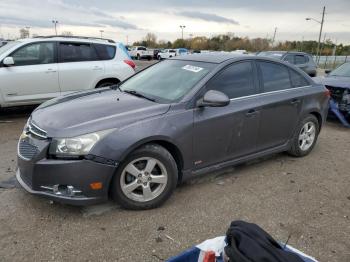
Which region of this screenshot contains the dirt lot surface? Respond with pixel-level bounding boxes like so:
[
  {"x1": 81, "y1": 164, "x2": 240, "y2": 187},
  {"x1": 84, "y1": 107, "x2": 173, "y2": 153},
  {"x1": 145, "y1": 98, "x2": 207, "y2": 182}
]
[{"x1": 0, "y1": 60, "x2": 349, "y2": 262}]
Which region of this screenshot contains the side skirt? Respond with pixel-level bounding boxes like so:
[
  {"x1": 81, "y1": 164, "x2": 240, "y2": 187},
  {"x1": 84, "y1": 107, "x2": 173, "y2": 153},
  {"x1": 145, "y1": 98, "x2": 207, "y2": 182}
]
[{"x1": 181, "y1": 142, "x2": 290, "y2": 182}]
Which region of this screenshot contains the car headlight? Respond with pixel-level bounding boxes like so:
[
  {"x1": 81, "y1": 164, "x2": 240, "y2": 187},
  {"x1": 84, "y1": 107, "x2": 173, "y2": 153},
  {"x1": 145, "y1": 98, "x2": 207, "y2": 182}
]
[{"x1": 49, "y1": 129, "x2": 114, "y2": 157}]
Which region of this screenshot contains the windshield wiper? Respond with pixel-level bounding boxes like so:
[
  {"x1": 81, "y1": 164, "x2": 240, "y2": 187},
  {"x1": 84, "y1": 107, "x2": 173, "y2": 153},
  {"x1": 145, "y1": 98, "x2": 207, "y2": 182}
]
[
  {"x1": 110, "y1": 83, "x2": 122, "y2": 91},
  {"x1": 123, "y1": 89, "x2": 155, "y2": 102}
]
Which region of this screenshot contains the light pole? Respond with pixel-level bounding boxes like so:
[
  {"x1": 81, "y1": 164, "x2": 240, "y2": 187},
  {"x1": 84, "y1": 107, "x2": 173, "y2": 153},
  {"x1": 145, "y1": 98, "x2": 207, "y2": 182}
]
[
  {"x1": 306, "y1": 6, "x2": 325, "y2": 64},
  {"x1": 179, "y1": 25, "x2": 186, "y2": 40},
  {"x1": 99, "y1": 30, "x2": 104, "y2": 38},
  {"x1": 271, "y1": 27, "x2": 277, "y2": 47},
  {"x1": 52, "y1": 20, "x2": 58, "y2": 35}
]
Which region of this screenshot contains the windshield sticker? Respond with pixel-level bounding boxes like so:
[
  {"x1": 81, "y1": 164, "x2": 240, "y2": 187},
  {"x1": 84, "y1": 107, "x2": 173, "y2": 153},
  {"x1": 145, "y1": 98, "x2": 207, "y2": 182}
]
[{"x1": 182, "y1": 65, "x2": 203, "y2": 73}]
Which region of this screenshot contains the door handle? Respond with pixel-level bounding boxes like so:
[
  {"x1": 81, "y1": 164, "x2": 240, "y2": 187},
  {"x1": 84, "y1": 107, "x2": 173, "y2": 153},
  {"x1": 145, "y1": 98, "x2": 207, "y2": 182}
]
[
  {"x1": 291, "y1": 99, "x2": 301, "y2": 105},
  {"x1": 245, "y1": 109, "x2": 258, "y2": 117},
  {"x1": 46, "y1": 68, "x2": 57, "y2": 73},
  {"x1": 93, "y1": 66, "x2": 103, "y2": 70}
]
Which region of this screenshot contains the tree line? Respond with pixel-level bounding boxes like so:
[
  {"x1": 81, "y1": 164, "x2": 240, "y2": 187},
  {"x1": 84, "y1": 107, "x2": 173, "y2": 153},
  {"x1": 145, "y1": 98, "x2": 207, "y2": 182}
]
[{"x1": 133, "y1": 33, "x2": 350, "y2": 56}]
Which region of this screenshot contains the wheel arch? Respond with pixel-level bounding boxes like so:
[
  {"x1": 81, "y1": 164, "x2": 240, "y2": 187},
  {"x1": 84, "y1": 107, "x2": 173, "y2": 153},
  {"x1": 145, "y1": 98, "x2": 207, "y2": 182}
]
[
  {"x1": 95, "y1": 77, "x2": 121, "y2": 88},
  {"x1": 118, "y1": 136, "x2": 184, "y2": 181}
]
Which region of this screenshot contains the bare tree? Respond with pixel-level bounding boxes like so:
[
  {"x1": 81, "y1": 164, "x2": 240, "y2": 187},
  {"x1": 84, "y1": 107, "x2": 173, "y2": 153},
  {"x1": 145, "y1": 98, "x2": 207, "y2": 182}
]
[
  {"x1": 19, "y1": 28, "x2": 29, "y2": 38},
  {"x1": 143, "y1": 33, "x2": 157, "y2": 47}
]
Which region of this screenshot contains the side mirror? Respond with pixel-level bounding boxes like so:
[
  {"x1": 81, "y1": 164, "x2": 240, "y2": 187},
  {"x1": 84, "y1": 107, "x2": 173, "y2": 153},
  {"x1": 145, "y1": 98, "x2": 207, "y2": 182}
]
[
  {"x1": 3, "y1": 57, "x2": 15, "y2": 66},
  {"x1": 325, "y1": 69, "x2": 332, "y2": 74},
  {"x1": 197, "y1": 90, "x2": 230, "y2": 107}
]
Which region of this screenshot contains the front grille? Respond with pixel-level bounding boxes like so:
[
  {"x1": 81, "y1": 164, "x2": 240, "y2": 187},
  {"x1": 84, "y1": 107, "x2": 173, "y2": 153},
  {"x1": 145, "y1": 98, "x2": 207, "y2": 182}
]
[
  {"x1": 27, "y1": 121, "x2": 47, "y2": 139},
  {"x1": 18, "y1": 140, "x2": 38, "y2": 160}
]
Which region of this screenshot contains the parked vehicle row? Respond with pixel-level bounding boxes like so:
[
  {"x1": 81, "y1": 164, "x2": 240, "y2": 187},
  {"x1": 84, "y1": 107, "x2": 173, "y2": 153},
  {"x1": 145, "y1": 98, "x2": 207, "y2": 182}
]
[
  {"x1": 16, "y1": 53, "x2": 329, "y2": 209},
  {"x1": 0, "y1": 36, "x2": 135, "y2": 108}
]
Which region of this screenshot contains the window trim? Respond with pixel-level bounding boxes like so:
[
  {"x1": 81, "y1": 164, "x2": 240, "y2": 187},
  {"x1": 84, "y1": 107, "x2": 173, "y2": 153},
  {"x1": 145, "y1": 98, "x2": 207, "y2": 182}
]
[
  {"x1": 204, "y1": 60, "x2": 259, "y2": 100},
  {"x1": 58, "y1": 41, "x2": 99, "y2": 63},
  {"x1": 7, "y1": 41, "x2": 57, "y2": 67}
]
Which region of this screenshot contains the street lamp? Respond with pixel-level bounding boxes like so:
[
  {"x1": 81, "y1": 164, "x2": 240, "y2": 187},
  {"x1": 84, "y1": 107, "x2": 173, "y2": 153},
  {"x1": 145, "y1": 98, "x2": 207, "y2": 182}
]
[
  {"x1": 306, "y1": 6, "x2": 325, "y2": 64},
  {"x1": 52, "y1": 20, "x2": 59, "y2": 35},
  {"x1": 179, "y1": 25, "x2": 186, "y2": 40},
  {"x1": 99, "y1": 30, "x2": 104, "y2": 38}
]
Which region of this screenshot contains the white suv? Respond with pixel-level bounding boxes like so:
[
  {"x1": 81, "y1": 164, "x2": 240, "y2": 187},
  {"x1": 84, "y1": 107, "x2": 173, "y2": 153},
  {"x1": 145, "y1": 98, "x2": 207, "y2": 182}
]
[{"x1": 0, "y1": 36, "x2": 136, "y2": 108}]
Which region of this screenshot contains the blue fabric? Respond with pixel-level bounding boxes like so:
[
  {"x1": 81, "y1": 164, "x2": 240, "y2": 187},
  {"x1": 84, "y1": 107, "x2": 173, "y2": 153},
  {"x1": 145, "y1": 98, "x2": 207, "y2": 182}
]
[{"x1": 329, "y1": 98, "x2": 350, "y2": 127}]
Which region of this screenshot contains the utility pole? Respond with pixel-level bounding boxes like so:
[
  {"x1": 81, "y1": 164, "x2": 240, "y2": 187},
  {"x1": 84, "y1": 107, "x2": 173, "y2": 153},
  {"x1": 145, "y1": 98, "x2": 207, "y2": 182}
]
[
  {"x1": 306, "y1": 6, "x2": 325, "y2": 64},
  {"x1": 52, "y1": 20, "x2": 58, "y2": 35},
  {"x1": 271, "y1": 27, "x2": 277, "y2": 47},
  {"x1": 179, "y1": 25, "x2": 186, "y2": 40},
  {"x1": 317, "y1": 6, "x2": 326, "y2": 64},
  {"x1": 99, "y1": 30, "x2": 104, "y2": 38}
]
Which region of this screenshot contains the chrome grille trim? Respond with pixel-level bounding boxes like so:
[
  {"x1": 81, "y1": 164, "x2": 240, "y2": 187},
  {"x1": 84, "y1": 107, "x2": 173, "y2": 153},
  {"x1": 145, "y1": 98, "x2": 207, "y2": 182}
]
[{"x1": 27, "y1": 121, "x2": 47, "y2": 139}]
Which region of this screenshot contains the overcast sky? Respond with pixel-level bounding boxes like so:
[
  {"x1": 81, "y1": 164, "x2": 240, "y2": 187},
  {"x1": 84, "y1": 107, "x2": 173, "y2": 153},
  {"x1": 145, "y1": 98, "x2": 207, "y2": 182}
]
[{"x1": 0, "y1": 0, "x2": 349, "y2": 44}]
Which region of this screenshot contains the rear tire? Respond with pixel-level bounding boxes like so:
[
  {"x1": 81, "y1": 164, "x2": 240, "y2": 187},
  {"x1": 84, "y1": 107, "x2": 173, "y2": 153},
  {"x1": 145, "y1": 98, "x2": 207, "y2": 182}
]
[
  {"x1": 111, "y1": 144, "x2": 178, "y2": 210},
  {"x1": 288, "y1": 115, "x2": 319, "y2": 157}
]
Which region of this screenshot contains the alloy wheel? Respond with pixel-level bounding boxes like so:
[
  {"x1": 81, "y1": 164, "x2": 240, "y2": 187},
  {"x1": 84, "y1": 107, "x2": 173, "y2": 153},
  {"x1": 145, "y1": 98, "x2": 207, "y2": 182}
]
[
  {"x1": 298, "y1": 121, "x2": 316, "y2": 151},
  {"x1": 120, "y1": 157, "x2": 168, "y2": 202}
]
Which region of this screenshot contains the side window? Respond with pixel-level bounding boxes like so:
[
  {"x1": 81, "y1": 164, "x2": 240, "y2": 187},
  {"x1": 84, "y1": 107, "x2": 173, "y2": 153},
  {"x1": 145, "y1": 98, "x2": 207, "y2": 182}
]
[
  {"x1": 284, "y1": 54, "x2": 294, "y2": 64},
  {"x1": 290, "y1": 69, "x2": 309, "y2": 87},
  {"x1": 11, "y1": 42, "x2": 54, "y2": 66},
  {"x1": 138, "y1": 47, "x2": 146, "y2": 51},
  {"x1": 59, "y1": 42, "x2": 97, "y2": 62},
  {"x1": 94, "y1": 44, "x2": 116, "y2": 60},
  {"x1": 206, "y1": 61, "x2": 256, "y2": 99},
  {"x1": 295, "y1": 55, "x2": 307, "y2": 65},
  {"x1": 258, "y1": 61, "x2": 292, "y2": 92}
]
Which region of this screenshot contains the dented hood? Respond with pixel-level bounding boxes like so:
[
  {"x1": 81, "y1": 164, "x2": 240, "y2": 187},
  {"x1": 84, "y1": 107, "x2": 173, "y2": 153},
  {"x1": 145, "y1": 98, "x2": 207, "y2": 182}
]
[{"x1": 31, "y1": 88, "x2": 170, "y2": 138}]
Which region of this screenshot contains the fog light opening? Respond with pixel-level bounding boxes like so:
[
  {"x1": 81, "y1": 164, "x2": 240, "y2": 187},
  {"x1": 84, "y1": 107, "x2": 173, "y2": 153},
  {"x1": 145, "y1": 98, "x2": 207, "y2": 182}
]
[{"x1": 40, "y1": 184, "x2": 82, "y2": 197}]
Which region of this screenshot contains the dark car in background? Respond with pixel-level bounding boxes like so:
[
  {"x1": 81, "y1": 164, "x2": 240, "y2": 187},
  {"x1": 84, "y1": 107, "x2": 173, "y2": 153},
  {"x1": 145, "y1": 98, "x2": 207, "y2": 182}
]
[
  {"x1": 314, "y1": 62, "x2": 350, "y2": 126},
  {"x1": 257, "y1": 51, "x2": 317, "y2": 77},
  {"x1": 16, "y1": 54, "x2": 329, "y2": 210}
]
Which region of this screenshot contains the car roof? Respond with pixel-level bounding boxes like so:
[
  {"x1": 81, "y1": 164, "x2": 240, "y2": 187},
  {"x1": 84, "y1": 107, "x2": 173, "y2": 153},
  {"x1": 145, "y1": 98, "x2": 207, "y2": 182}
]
[
  {"x1": 170, "y1": 53, "x2": 246, "y2": 63},
  {"x1": 260, "y1": 51, "x2": 311, "y2": 55},
  {"x1": 17, "y1": 36, "x2": 119, "y2": 45}
]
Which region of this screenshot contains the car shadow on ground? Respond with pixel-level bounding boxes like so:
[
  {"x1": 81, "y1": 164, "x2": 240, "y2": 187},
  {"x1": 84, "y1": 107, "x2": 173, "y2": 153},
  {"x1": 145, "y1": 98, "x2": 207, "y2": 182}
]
[{"x1": 0, "y1": 105, "x2": 37, "y2": 120}]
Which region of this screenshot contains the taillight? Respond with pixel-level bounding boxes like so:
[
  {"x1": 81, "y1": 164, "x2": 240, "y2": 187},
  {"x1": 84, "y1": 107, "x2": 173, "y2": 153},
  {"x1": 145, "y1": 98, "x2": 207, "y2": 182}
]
[{"x1": 124, "y1": 59, "x2": 136, "y2": 70}]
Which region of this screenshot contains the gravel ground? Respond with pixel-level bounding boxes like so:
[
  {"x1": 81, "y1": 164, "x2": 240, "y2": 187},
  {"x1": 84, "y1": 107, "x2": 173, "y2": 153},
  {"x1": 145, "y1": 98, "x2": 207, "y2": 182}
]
[{"x1": 0, "y1": 61, "x2": 349, "y2": 261}]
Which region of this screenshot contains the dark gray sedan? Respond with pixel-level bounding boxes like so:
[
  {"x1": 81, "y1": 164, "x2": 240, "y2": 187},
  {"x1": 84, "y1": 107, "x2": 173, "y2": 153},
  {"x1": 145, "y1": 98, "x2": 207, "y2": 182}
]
[
  {"x1": 17, "y1": 54, "x2": 329, "y2": 209},
  {"x1": 257, "y1": 51, "x2": 317, "y2": 77}
]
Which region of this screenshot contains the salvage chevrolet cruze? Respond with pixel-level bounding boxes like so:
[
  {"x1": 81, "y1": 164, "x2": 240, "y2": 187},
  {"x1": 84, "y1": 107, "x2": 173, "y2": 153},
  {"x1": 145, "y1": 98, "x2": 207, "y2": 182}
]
[{"x1": 17, "y1": 54, "x2": 329, "y2": 209}]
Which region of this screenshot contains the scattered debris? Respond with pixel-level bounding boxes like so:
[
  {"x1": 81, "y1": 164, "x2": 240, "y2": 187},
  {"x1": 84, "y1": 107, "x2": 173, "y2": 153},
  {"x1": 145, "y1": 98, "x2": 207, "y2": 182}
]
[
  {"x1": 157, "y1": 226, "x2": 165, "y2": 231},
  {"x1": 290, "y1": 180, "x2": 295, "y2": 184},
  {"x1": 216, "y1": 180, "x2": 225, "y2": 186}
]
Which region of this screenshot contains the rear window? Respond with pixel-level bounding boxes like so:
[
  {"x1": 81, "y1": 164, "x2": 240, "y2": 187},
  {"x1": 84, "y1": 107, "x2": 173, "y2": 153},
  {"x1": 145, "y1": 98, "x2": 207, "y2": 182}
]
[
  {"x1": 94, "y1": 44, "x2": 116, "y2": 60},
  {"x1": 59, "y1": 42, "x2": 98, "y2": 62}
]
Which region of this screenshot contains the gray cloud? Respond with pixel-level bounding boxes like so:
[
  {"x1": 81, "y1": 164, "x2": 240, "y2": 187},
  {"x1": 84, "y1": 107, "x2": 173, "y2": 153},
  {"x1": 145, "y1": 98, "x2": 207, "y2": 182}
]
[
  {"x1": 95, "y1": 20, "x2": 139, "y2": 30},
  {"x1": 175, "y1": 11, "x2": 239, "y2": 25}
]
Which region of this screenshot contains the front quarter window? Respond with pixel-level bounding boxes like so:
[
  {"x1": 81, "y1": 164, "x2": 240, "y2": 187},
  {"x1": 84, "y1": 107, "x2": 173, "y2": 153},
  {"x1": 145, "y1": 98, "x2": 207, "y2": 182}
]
[{"x1": 120, "y1": 60, "x2": 214, "y2": 103}]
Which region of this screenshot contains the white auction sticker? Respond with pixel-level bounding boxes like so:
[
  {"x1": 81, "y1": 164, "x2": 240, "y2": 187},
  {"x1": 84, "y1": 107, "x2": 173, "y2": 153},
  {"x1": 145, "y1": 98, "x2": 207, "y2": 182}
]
[{"x1": 182, "y1": 65, "x2": 203, "y2": 73}]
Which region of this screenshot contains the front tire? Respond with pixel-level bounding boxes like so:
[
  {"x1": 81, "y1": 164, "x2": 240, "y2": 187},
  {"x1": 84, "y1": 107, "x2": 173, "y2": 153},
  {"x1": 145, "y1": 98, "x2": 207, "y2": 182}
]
[
  {"x1": 111, "y1": 144, "x2": 178, "y2": 210},
  {"x1": 288, "y1": 115, "x2": 319, "y2": 157}
]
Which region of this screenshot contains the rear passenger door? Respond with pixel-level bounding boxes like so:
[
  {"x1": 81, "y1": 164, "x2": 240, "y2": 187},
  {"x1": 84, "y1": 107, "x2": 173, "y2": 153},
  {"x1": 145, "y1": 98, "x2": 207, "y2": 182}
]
[
  {"x1": 57, "y1": 42, "x2": 105, "y2": 93},
  {"x1": 255, "y1": 61, "x2": 307, "y2": 151},
  {"x1": 193, "y1": 61, "x2": 260, "y2": 168}
]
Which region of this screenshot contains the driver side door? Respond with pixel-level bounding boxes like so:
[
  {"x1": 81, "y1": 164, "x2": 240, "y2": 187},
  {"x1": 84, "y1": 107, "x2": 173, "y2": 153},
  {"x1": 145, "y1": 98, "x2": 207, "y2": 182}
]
[{"x1": 192, "y1": 61, "x2": 260, "y2": 170}]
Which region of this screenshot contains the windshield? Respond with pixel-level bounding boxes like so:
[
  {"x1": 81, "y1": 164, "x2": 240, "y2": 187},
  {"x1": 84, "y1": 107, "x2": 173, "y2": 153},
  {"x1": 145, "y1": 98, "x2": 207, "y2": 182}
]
[
  {"x1": 0, "y1": 41, "x2": 20, "y2": 56},
  {"x1": 120, "y1": 60, "x2": 214, "y2": 103},
  {"x1": 329, "y1": 63, "x2": 350, "y2": 77},
  {"x1": 257, "y1": 51, "x2": 284, "y2": 59}
]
